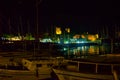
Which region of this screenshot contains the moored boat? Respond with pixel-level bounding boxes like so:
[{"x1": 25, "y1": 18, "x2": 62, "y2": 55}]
[
  {"x1": 0, "y1": 57, "x2": 37, "y2": 80},
  {"x1": 22, "y1": 57, "x2": 65, "y2": 79},
  {"x1": 52, "y1": 59, "x2": 120, "y2": 80}
]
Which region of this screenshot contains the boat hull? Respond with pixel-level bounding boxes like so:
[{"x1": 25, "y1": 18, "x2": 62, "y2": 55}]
[
  {"x1": 52, "y1": 69, "x2": 114, "y2": 80},
  {"x1": 0, "y1": 69, "x2": 37, "y2": 80},
  {"x1": 0, "y1": 68, "x2": 52, "y2": 80}
]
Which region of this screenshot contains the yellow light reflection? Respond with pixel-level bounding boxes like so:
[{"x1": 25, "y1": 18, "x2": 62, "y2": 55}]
[{"x1": 88, "y1": 46, "x2": 95, "y2": 54}]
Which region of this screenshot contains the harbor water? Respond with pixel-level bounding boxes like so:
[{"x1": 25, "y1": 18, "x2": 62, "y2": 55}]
[{"x1": 62, "y1": 43, "x2": 119, "y2": 58}]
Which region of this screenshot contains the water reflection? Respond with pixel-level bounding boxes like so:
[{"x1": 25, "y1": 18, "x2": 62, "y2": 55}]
[{"x1": 63, "y1": 45, "x2": 111, "y2": 58}]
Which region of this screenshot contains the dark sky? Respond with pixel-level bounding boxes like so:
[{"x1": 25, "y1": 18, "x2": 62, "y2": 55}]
[{"x1": 0, "y1": 0, "x2": 120, "y2": 35}]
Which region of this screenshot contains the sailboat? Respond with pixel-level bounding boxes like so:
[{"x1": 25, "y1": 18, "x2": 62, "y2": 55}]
[
  {"x1": 52, "y1": 56, "x2": 120, "y2": 80},
  {"x1": 0, "y1": 57, "x2": 38, "y2": 80}
]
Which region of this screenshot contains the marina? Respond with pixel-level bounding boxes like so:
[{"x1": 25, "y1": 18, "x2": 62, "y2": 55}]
[
  {"x1": 52, "y1": 54, "x2": 120, "y2": 80},
  {"x1": 0, "y1": 52, "x2": 120, "y2": 80},
  {"x1": 0, "y1": 0, "x2": 120, "y2": 80},
  {"x1": 0, "y1": 54, "x2": 65, "y2": 80}
]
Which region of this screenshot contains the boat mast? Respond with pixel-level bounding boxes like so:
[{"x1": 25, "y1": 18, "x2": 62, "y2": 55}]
[
  {"x1": 8, "y1": 16, "x2": 11, "y2": 35},
  {"x1": 36, "y1": 0, "x2": 42, "y2": 41},
  {"x1": 8, "y1": 16, "x2": 12, "y2": 44},
  {"x1": 34, "y1": 0, "x2": 38, "y2": 59},
  {"x1": 27, "y1": 20, "x2": 30, "y2": 34},
  {"x1": 34, "y1": 0, "x2": 42, "y2": 58},
  {"x1": 19, "y1": 16, "x2": 23, "y2": 40}
]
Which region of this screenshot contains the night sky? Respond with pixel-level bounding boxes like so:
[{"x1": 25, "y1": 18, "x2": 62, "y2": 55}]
[{"x1": 0, "y1": 0, "x2": 120, "y2": 35}]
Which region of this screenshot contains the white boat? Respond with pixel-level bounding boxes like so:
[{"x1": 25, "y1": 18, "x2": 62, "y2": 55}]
[
  {"x1": 52, "y1": 60, "x2": 120, "y2": 80},
  {"x1": 0, "y1": 69, "x2": 37, "y2": 80},
  {"x1": 0, "y1": 57, "x2": 63, "y2": 80},
  {"x1": 0, "y1": 58, "x2": 37, "y2": 80},
  {"x1": 22, "y1": 57, "x2": 65, "y2": 79}
]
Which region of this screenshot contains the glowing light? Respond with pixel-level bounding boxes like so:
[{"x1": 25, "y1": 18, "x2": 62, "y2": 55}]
[
  {"x1": 7, "y1": 36, "x2": 22, "y2": 41},
  {"x1": 81, "y1": 35, "x2": 85, "y2": 38},
  {"x1": 65, "y1": 28, "x2": 70, "y2": 33},
  {"x1": 76, "y1": 41, "x2": 84, "y2": 43},
  {"x1": 56, "y1": 27, "x2": 62, "y2": 35},
  {"x1": 95, "y1": 34, "x2": 99, "y2": 38},
  {"x1": 57, "y1": 41, "x2": 60, "y2": 44},
  {"x1": 40, "y1": 38, "x2": 52, "y2": 43},
  {"x1": 88, "y1": 46, "x2": 95, "y2": 54},
  {"x1": 73, "y1": 34, "x2": 80, "y2": 39},
  {"x1": 87, "y1": 35, "x2": 96, "y2": 41},
  {"x1": 64, "y1": 41, "x2": 69, "y2": 44},
  {"x1": 63, "y1": 48, "x2": 67, "y2": 51}
]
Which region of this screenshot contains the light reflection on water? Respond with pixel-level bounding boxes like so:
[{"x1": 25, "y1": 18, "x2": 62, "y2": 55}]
[{"x1": 63, "y1": 45, "x2": 111, "y2": 57}]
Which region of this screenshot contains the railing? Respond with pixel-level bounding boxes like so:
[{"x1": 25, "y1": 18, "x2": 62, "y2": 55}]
[
  {"x1": 113, "y1": 70, "x2": 118, "y2": 80},
  {"x1": 67, "y1": 60, "x2": 120, "y2": 79}
]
